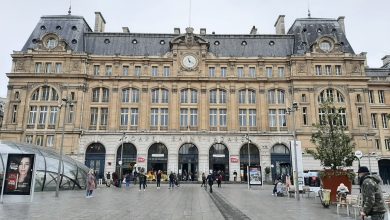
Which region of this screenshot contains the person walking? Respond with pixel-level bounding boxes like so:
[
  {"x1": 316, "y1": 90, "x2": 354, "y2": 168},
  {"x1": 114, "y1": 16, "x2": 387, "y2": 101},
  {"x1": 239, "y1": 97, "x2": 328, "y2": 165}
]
[
  {"x1": 358, "y1": 166, "x2": 387, "y2": 220},
  {"x1": 217, "y1": 173, "x2": 222, "y2": 188},
  {"x1": 156, "y1": 170, "x2": 162, "y2": 189},
  {"x1": 86, "y1": 169, "x2": 96, "y2": 198},
  {"x1": 125, "y1": 173, "x2": 131, "y2": 188},
  {"x1": 169, "y1": 172, "x2": 174, "y2": 189},
  {"x1": 105, "y1": 172, "x2": 111, "y2": 187},
  {"x1": 207, "y1": 172, "x2": 214, "y2": 193},
  {"x1": 201, "y1": 173, "x2": 206, "y2": 188},
  {"x1": 138, "y1": 169, "x2": 146, "y2": 191},
  {"x1": 233, "y1": 170, "x2": 237, "y2": 182}
]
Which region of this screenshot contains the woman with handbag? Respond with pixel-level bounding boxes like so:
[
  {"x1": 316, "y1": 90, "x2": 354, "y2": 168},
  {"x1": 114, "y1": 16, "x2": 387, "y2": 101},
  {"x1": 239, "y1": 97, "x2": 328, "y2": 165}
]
[{"x1": 86, "y1": 169, "x2": 96, "y2": 198}]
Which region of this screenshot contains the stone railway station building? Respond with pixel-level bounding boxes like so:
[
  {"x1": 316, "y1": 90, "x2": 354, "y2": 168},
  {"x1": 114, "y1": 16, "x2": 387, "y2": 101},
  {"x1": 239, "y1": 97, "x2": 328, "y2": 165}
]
[{"x1": 1, "y1": 12, "x2": 390, "y2": 182}]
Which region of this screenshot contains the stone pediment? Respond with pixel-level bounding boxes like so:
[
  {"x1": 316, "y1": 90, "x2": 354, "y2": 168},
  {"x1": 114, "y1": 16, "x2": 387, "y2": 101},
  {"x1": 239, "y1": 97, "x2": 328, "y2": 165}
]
[{"x1": 170, "y1": 27, "x2": 209, "y2": 49}]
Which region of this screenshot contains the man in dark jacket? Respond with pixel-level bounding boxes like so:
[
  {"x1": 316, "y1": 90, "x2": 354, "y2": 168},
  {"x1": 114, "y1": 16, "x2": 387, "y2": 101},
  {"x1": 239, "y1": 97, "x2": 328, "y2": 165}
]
[
  {"x1": 358, "y1": 166, "x2": 387, "y2": 220},
  {"x1": 169, "y1": 172, "x2": 175, "y2": 189},
  {"x1": 207, "y1": 172, "x2": 214, "y2": 193}
]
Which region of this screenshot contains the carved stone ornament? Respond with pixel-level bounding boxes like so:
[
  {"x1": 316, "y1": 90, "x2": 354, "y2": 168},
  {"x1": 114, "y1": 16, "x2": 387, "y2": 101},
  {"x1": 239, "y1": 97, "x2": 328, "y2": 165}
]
[
  {"x1": 185, "y1": 27, "x2": 195, "y2": 48},
  {"x1": 16, "y1": 61, "x2": 25, "y2": 71},
  {"x1": 353, "y1": 64, "x2": 360, "y2": 73},
  {"x1": 298, "y1": 63, "x2": 306, "y2": 73},
  {"x1": 72, "y1": 61, "x2": 80, "y2": 71}
]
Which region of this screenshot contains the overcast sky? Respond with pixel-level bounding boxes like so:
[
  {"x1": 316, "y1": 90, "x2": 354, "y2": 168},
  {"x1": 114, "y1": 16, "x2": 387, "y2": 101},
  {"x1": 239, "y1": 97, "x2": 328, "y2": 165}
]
[{"x1": 0, "y1": 0, "x2": 389, "y2": 98}]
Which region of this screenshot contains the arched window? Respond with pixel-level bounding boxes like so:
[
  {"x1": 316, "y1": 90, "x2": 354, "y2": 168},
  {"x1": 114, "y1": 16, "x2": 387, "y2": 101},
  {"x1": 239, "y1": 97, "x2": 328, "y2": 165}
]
[
  {"x1": 122, "y1": 88, "x2": 139, "y2": 103},
  {"x1": 91, "y1": 87, "x2": 109, "y2": 103},
  {"x1": 271, "y1": 144, "x2": 290, "y2": 154},
  {"x1": 151, "y1": 88, "x2": 169, "y2": 103},
  {"x1": 268, "y1": 89, "x2": 285, "y2": 104},
  {"x1": 180, "y1": 89, "x2": 198, "y2": 104},
  {"x1": 238, "y1": 89, "x2": 256, "y2": 104},
  {"x1": 209, "y1": 89, "x2": 227, "y2": 104},
  {"x1": 318, "y1": 88, "x2": 344, "y2": 103}
]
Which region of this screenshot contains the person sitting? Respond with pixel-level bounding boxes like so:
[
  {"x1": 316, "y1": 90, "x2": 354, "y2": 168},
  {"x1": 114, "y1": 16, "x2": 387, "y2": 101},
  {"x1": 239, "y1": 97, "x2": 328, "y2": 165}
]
[{"x1": 336, "y1": 183, "x2": 349, "y2": 201}]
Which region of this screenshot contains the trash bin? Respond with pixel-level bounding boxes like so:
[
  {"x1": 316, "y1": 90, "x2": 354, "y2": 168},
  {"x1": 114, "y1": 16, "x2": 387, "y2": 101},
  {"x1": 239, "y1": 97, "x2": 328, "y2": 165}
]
[{"x1": 321, "y1": 189, "x2": 331, "y2": 208}]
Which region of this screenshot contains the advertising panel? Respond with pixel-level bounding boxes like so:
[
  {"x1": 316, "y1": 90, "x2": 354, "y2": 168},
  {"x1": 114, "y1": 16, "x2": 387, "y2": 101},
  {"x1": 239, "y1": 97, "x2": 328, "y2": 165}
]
[
  {"x1": 3, "y1": 154, "x2": 35, "y2": 195},
  {"x1": 290, "y1": 141, "x2": 304, "y2": 191},
  {"x1": 248, "y1": 166, "x2": 262, "y2": 185}
]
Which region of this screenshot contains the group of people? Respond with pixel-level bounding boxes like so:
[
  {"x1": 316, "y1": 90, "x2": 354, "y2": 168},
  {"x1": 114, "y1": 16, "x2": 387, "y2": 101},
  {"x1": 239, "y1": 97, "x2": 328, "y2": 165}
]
[{"x1": 200, "y1": 171, "x2": 224, "y2": 193}]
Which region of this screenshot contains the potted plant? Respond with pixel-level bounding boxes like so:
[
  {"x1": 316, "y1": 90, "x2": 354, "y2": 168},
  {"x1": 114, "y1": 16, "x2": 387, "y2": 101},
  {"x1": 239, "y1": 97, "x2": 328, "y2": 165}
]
[
  {"x1": 264, "y1": 166, "x2": 271, "y2": 183},
  {"x1": 306, "y1": 100, "x2": 356, "y2": 203}
]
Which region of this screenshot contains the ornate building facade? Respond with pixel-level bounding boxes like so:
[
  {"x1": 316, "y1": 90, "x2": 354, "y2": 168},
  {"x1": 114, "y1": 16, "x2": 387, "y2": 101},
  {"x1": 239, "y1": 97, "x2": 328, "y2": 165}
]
[{"x1": 1, "y1": 12, "x2": 389, "y2": 182}]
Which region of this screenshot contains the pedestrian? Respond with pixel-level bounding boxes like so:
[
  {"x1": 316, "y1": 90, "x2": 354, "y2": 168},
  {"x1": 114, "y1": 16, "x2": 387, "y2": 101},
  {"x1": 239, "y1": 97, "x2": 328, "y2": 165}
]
[
  {"x1": 207, "y1": 172, "x2": 214, "y2": 193},
  {"x1": 358, "y1": 166, "x2": 387, "y2": 220},
  {"x1": 125, "y1": 173, "x2": 131, "y2": 188},
  {"x1": 133, "y1": 169, "x2": 138, "y2": 185},
  {"x1": 217, "y1": 173, "x2": 222, "y2": 188},
  {"x1": 112, "y1": 171, "x2": 119, "y2": 187},
  {"x1": 201, "y1": 173, "x2": 206, "y2": 188},
  {"x1": 139, "y1": 171, "x2": 146, "y2": 191},
  {"x1": 156, "y1": 170, "x2": 162, "y2": 189},
  {"x1": 86, "y1": 169, "x2": 96, "y2": 198},
  {"x1": 169, "y1": 172, "x2": 174, "y2": 189},
  {"x1": 233, "y1": 170, "x2": 237, "y2": 182},
  {"x1": 106, "y1": 172, "x2": 111, "y2": 187}
]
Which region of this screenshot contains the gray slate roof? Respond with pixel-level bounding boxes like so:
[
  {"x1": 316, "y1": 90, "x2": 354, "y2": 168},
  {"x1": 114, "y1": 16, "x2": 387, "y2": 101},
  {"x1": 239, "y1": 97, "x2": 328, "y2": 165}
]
[
  {"x1": 365, "y1": 68, "x2": 390, "y2": 77},
  {"x1": 287, "y1": 18, "x2": 354, "y2": 54}
]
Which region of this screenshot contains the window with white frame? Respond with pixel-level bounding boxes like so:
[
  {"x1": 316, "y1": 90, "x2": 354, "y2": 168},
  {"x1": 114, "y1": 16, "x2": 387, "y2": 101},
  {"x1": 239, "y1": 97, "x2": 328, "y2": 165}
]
[
  {"x1": 35, "y1": 63, "x2": 42, "y2": 73},
  {"x1": 25, "y1": 135, "x2": 33, "y2": 144},
  {"x1": 102, "y1": 88, "x2": 109, "y2": 102},
  {"x1": 151, "y1": 108, "x2": 158, "y2": 126},
  {"x1": 161, "y1": 89, "x2": 169, "y2": 103},
  {"x1": 92, "y1": 88, "x2": 100, "y2": 102},
  {"x1": 335, "y1": 65, "x2": 342, "y2": 75},
  {"x1": 41, "y1": 86, "x2": 50, "y2": 101},
  {"x1": 221, "y1": 67, "x2": 227, "y2": 77},
  {"x1": 239, "y1": 90, "x2": 246, "y2": 104},
  {"x1": 151, "y1": 66, "x2": 158, "y2": 77},
  {"x1": 268, "y1": 109, "x2": 277, "y2": 127},
  {"x1": 122, "y1": 88, "x2": 139, "y2": 103},
  {"x1": 32, "y1": 89, "x2": 39, "y2": 101},
  {"x1": 237, "y1": 67, "x2": 244, "y2": 78},
  {"x1": 123, "y1": 66, "x2": 129, "y2": 76},
  {"x1": 135, "y1": 66, "x2": 141, "y2": 76},
  {"x1": 325, "y1": 65, "x2": 331, "y2": 75},
  {"x1": 90, "y1": 107, "x2": 98, "y2": 125},
  {"x1": 318, "y1": 88, "x2": 344, "y2": 103},
  {"x1": 93, "y1": 65, "x2": 100, "y2": 75},
  {"x1": 120, "y1": 108, "x2": 129, "y2": 126},
  {"x1": 38, "y1": 106, "x2": 48, "y2": 125},
  {"x1": 46, "y1": 135, "x2": 54, "y2": 147},
  {"x1": 180, "y1": 89, "x2": 188, "y2": 103},
  {"x1": 191, "y1": 89, "x2": 198, "y2": 103},
  {"x1": 180, "y1": 109, "x2": 188, "y2": 127},
  {"x1": 209, "y1": 90, "x2": 217, "y2": 103},
  {"x1": 45, "y1": 63, "x2": 52, "y2": 73},
  {"x1": 36, "y1": 135, "x2": 43, "y2": 146},
  {"x1": 190, "y1": 109, "x2": 198, "y2": 126},
  {"x1": 249, "y1": 67, "x2": 256, "y2": 78},
  {"x1": 268, "y1": 89, "x2": 285, "y2": 104},
  {"x1": 209, "y1": 109, "x2": 217, "y2": 127},
  {"x1": 371, "y1": 113, "x2": 377, "y2": 128},
  {"x1": 382, "y1": 113, "x2": 388, "y2": 128},
  {"x1": 160, "y1": 108, "x2": 168, "y2": 127},
  {"x1": 130, "y1": 108, "x2": 138, "y2": 126},
  {"x1": 28, "y1": 106, "x2": 37, "y2": 125},
  {"x1": 220, "y1": 90, "x2": 227, "y2": 103},
  {"x1": 378, "y1": 90, "x2": 385, "y2": 103},
  {"x1": 339, "y1": 108, "x2": 347, "y2": 126},
  {"x1": 100, "y1": 108, "x2": 108, "y2": 126},
  {"x1": 239, "y1": 109, "x2": 247, "y2": 127},
  {"x1": 278, "y1": 109, "x2": 287, "y2": 127},
  {"x1": 302, "y1": 107, "x2": 308, "y2": 125},
  {"x1": 385, "y1": 139, "x2": 390, "y2": 151},
  {"x1": 105, "y1": 65, "x2": 112, "y2": 76},
  {"x1": 163, "y1": 66, "x2": 170, "y2": 77},
  {"x1": 278, "y1": 67, "x2": 285, "y2": 77},
  {"x1": 358, "y1": 107, "x2": 364, "y2": 126},
  {"x1": 219, "y1": 109, "x2": 227, "y2": 127},
  {"x1": 209, "y1": 67, "x2": 216, "y2": 77},
  {"x1": 368, "y1": 90, "x2": 374, "y2": 103},
  {"x1": 318, "y1": 108, "x2": 326, "y2": 125},
  {"x1": 67, "y1": 105, "x2": 74, "y2": 123},
  {"x1": 152, "y1": 89, "x2": 159, "y2": 103},
  {"x1": 55, "y1": 63, "x2": 62, "y2": 73},
  {"x1": 248, "y1": 90, "x2": 256, "y2": 104},
  {"x1": 266, "y1": 67, "x2": 273, "y2": 78},
  {"x1": 249, "y1": 109, "x2": 256, "y2": 127},
  {"x1": 11, "y1": 105, "x2": 18, "y2": 123},
  {"x1": 315, "y1": 65, "x2": 322, "y2": 75}
]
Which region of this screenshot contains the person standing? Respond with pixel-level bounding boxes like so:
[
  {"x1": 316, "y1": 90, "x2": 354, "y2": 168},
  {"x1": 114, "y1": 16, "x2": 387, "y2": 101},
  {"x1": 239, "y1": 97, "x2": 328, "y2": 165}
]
[
  {"x1": 207, "y1": 172, "x2": 214, "y2": 193},
  {"x1": 125, "y1": 173, "x2": 131, "y2": 188},
  {"x1": 217, "y1": 173, "x2": 222, "y2": 188},
  {"x1": 201, "y1": 173, "x2": 206, "y2": 188},
  {"x1": 106, "y1": 172, "x2": 111, "y2": 187},
  {"x1": 156, "y1": 170, "x2": 162, "y2": 189},
  {"x1": 86, "y1": 169, "x2": 96, "y2": 198},
  {"x1": 358, "y1": 166, "x2": 387, "y2": 220},
  {"x1": 138, "y1": 171, "x2": 146, "y2": 191},
  {"x1": 169, "y1": 172, "x2": 174, "y2": 189},
  {"x1": 233, "y1": 170, "x2": 238, "y2": 182}
]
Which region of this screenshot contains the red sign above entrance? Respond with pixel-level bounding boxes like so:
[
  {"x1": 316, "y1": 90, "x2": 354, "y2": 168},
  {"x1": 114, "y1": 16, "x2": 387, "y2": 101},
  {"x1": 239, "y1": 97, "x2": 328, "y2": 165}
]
[
  {"x1": 230, "y1": 157, "x2": 239, "y2": 163},
  {"x1": 137, "y1": 157, "x2": 145, "y2": 162}
]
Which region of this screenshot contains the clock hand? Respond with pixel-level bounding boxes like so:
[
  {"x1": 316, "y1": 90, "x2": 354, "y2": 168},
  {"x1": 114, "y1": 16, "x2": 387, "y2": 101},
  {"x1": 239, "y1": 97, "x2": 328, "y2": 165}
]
[{"x1": 188, "y1": 58, "x2": 192, "y2": 64}]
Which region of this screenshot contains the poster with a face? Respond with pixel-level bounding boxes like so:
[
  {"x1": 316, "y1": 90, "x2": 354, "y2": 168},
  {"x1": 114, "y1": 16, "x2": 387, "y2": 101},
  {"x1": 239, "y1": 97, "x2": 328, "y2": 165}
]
[
  {"x1": 3, "y1": 154, "x2": 35, "y2": 195},
  {"x1": 249, "y1": 166, "x2": 262, "y2": 185}
]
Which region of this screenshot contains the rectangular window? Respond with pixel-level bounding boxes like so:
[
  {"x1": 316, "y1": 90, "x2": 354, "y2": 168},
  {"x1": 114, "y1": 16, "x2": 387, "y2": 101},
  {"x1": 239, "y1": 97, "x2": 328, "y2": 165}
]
[
  {"x1": 358, "y1": 107, "x2": 364, "y2": 126},
  {"x1": 67, "y1": 105, "x2": 74, "y2": 123},
  {"x1": 221, "y1": 67, "x2": 227, "y2": 78},
  {"x1": 151, "y1": 66, "x2": 158, "y2": 77},
  {"x1": 160, "y1": 108, "x2": 168, "y2": 127},
  {"x1": 123, "y1": 66, "x2": 129, "y2": 76},
  {"x1": 386, "y1": 139, "x2": 390, "y2": 151},
  {"x1": 135, "y1": 66, "x2": 141, "y2": 76},
  {"x1": 239, "y1": 109, "x2": 247, "y2": 127},
  {"x1": 248, "y1": 91, "x2": 256, "y2": 104},
  {"x1": 277, "y1": 90, "x2": 285, "y2": 104},
  {"x1": 120, "y1": 108, "x2": 129, "y2": 126},
  {"x1": 130, "y1": 108, "x2": 138, "y2": 126},
  {"x1": 315, "y1": 65, "x2": 322, "y2": 75},
  {"x1": 278, "y1": 109, "x2": 287, "y2": 127},
  {"x1": 249, "y1": 67, "x2": 256, "y2": 78},
  {"x1": 191, "y1": 90, "x2": 198, "y2": 103},
  {"x1": 180, "y1": 90, "x2": 188, "y2": 103},
  {"x1": 339, "y1": 108, "x2": 347, "y2": 126},
  {"x1": 28, "y1": 106, "x2": 37, "y2": 125},
  {"x1": 152, "y1": 90, "x2": 159, "y2": 103},
  {"x1": 237, "y1": 67, "x2": 244, "y2": 78},
  {"x1": 38, "y1": 106, "x2": 48, "y2": 125},
  {"x1": 335, "y1": 65, "x2": 342, "y2": 75},
  {"x1": 249, "y1": 109, "x2": 256, "y2": 127},
  {"x1": 266, "y1": 67, "x2": 273, "y2": 78},
  {"x1": 219, "y1": 91, "x2": 226, "y2": 103},
  {"x1": 319, "y1": 109, "x2": 326, "y2": 125},
  {"x1": 278, "y1": 67, "x2": 285, "y2": 78},
  {"x1": 41, "y1": 87, "x2": 50, "y2": 101},
  {"x1": 371, "y1": 113, "x2": 377, "y2": 128},
  {"x1": 35, "y1": 63, "x2": 42, "y2": 73},
  {"x1": 302, "y1": 107, "x2": 308, "y2": 125},
  {"x1": 239, "y1": 90, "x2": 246, "y2": 104},
  {"x1": 190, "y1": 109, "x2": 198, "y2": 126},
  {"x1": 382, "y1": 113, "x2": 388, "y2": 128},
  {"x1": 92, "y1": 89, "x2": 100, "y2": 102},
  {"x1": 268, "y1": 90, "x2": 275, "y2": 104},
  {"x1": 219, "y1": 109, "x2": 227, "y2": 127},
  {"x1": 25, "y1": 135, "x2": 33, "y2": 144},
  {"x1": 378, "y1": 90, "x2": 385, "y2": 103},
  {"x1": 209, "y1": 67, "x2": 215, "y2": 77},
  {"x1": 209, "y1": 109, "x2": 217, "y2": 127},
  {"x1": 161, "y1": 90, "x2": 169, "y2": 103},
  {"x1": 46, "y1": 135, "x2": 54, "y2": 147},
  {"x1": 268, "y1": 109, "x2": 276, "y2": 127},
  {"x1": 301, "y1": 94, "x2": 307, "y2": 102},
  {"x1": 11, "y1": 105, "x2": 17, "y2": 123},
  {"x1": 180, "y1": 109, "x2": 188, "y2": 127},
  {"x1": 102, "y1": 89, "x2": 109, "y2": 102},
  {"x1": 325, "y1": 65, "x2": 332, "y2": 75},
  {"x1": 49, "y1": 106, "x2": 58, "y2": 125},
  {"x1": 151, "y1": 108, "x2": 158, "y2": 126},
  {"x1": 368, "y1": 90, "x2": 374, "y2": 103},
  {"x1": 93, "y1": 65, "x2": 100, "y2": 75},
  {"x1": 36, "y1": 135, "x2": 43, "y2": 146},
  {"x1": 55, "y1": 63, "x2": 62, "y2": 73},
  {"x1": 375, "y1": 139, "x2": 380, "y2": 150},
  {"x1": 90, "y1": 108, "x2": 98, "y2": 125},
  {"x1": 45, "y1": 63, "x2": 52, "y2": 73},
  {"x1": 105, "y1": 65, "x2": 112, "y2": 76},
  {"x1": 100, "y1": 108, "x2": 108, "y2": 126},
  {"x1": 163, "y1": 66, "x2": 170, "y2": 77},
  {"x1": 209, "y1": 90, "x2": 217, "y2": 103}
]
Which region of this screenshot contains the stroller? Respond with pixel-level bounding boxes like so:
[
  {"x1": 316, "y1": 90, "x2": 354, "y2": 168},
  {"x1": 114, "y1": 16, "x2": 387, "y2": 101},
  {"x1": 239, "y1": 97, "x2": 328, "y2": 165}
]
[{"x1": 275, "y1": 181, "x2": 286, "y2": 197}]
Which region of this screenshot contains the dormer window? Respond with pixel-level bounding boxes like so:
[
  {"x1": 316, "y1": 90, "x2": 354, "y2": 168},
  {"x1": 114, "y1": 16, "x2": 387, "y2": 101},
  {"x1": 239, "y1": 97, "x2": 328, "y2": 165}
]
[
  {"x1": 319, "y1": 41, "x2": 331, "y2": 52},
  {"x1": 46, "y1": 37, "x2": 58, "y2": 49}
]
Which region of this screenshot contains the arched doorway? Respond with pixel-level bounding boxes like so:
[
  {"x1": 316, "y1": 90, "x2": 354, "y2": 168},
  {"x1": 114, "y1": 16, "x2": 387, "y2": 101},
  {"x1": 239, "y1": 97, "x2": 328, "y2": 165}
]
[
  {"x1": 209, "y1": 143, "x2": 229, "y2": 181},
  {"x1": 85, "y1": 143, "x2": 106, "y2": 180},
  {"x1": 178, "y1": 143, "x2": 198, "y2": 181},
  {"x1": 116, "y1": 143, "x2": 137, "y2": 178},
  {"x1": 240, "y1": 143, "x2": 260, "y2": 182},
  {"x1": 378, "y1": 159, "x2": 390, "y2": 184},
  {"x1": 147, "y1": 143, "x2": 168, "y2": 175},
  {"x1": 270, "y1": 144, "x2": 291, "y2": 183}
]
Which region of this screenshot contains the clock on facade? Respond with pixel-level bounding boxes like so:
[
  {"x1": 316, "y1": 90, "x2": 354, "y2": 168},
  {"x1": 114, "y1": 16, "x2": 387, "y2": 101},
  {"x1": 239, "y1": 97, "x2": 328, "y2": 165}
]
[{"x1": 182, "y1": 54, "x2": 198, "y2": 69}]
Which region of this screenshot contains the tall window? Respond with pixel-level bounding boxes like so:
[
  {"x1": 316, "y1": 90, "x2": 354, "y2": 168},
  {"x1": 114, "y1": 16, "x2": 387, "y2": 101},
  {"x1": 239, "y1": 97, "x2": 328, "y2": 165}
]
[
  {"x1": 45, "y1": 63, "x2": 52, "y2": 73},
  {"x1": 102, "y1": 88, "x2": 109, "y2": 102},
  {"x1": 180, "y1": 109, "x2": 188, "y2": 127},
  {"x1": 268, "y1": 109, "x2": 276, "y2": 127},
  {"x1": 11, "y1": 105, "x2": 17, "y2": 123},
  {"x1": 221, "y1": 67, "x2": 227, "y2": 77},
  {"x1": 55, "y1": 63, "x2": 62, "y2": 73},
  {"x1": 385, "y1": 139, "x2": 390, "y2": 151},
  {"x1": 92, "y1": 88, "x2": 100, "y2": 102},
  {"x1": 302, "y1": 107, "x2": 308, "y2": 125},
  {"x1": 160, "y1": 108, "x2": 168, "y2": 127},
  {"x1": 209, "y1": 109, "x2": 217, "y2": 127},
  {"x1": 105, "y1": 65, "x2": 112, "y2": 76},
  {"x1": 35, "y1": 63, "x2": 42, "y2": 73},
  {"x1": 209, "y1": 67, "x2": 216, "y2": 77},
  {"x1": 371, "y1": 113, "x2": 377, "y2": 128},
  {"x1": 36, "y1": 136, "x2": 43, "y2": 146},
  {"x1": 67, "y1": 105, "x2": 74, "y2": 123},
  {"x1": 325, "y1": 65, "x2": 332, "y2": 75},
  {"x1": 180, "y1": 109, "x2": 198, "y2": 127},
  {"x1": 209, "y1": 89, "x2": 227, "y2": 104},
  {"x1": 151, "y1": 66, "x2": 158, "y2": 77},
  {"x1": 237, "y1": 67, "x2": 244, "y2": 78},
  {"x1": 239, "y1": 90, "x2": 246, "y2": 104},
  {"x1": 249, "y1": 109, "x2": 256, "y2": 127},
  {"x1": 93, "y1": 65, "x2": 100, "y2": 75},
  {"x1": 38, "y1": 106, "x2": 48, "y2": 125},
  {"x1": 239, "y1": 109, "x2": 247, "y2": 127},
  {"x1": 219, "y1": 109, "x2": 227, "y2": 127},
  {"x1": 375, "y1": 139, "x2": 380, "y2": 150},
  {"x1": 90, "y1": 108, "x2": 98, "y2": 125},
  {"x1": 301, "y1": 94, "x2": 307, "y2": 102},
  {"x1": 368, "y1": 90, "x2": 374, "y2": 103},
  {"x1": 278, "y1": 109, "x2": 286, "y2": 127},
  {"x1": 335, "y1": 65, "x2": 342, "y2": 75},
  {"x1": 382, "y1": 113, "x2": 388, "y2": 128},
  {"x1": 130, "y1": 108, "x2": 138, "y2": 126},
  {"x1": 151, "y1": 88, "x2": 169, "y2": 103},
  {"x1": 358, "y1": 107, "x2": 364, "y2": 126},
  {"x1": 135, "y1": 66, "x2": 141, "y2": 76},
  {"x1": 278, "y1": 67, "x2": 285, "y2": 77},
  {"x1": 28, "y1": 106, "x2": 37, "y2": 125},
  {"x1": 123, "y1": 66, "x2": 129, "y2": 76},
  {"x1": 180, "y1": 89, "x2": 188, "y2": 103},
  {"x1": 163, "y1": 66, "x2": 170, "y2": 77},
  {"x1": 120, "y1": 108, "x2": 129, "y2": 126},
  {"x1": 191, "y1": 89, "x2": 198, "y2": 103},
  {"x1": 122, "y1": 88, "x2": 139, "y2": 103},
  {"x1": 249, "y1": 67, "x2": 256, "y2": 78},
  {"x1": 161, "y1": 89, "x2": 169, "y2": 103},
  {"x1": 152, "y1": 89, "x2": 159, "y2": 103},
  {"x1": 315, "y1": 65, "x2": 322, "y2": 75},
  {"x1": 266, "y1": 67, "x2": 273, "y2": 78},
  {"x1": 268, "y1": 89, "x2": 285, "y2": 104},
  {"x1": 47, "y1": 135, "x2": 54, "y2": 147},
  {"x1": 378, "y1": 90, "x2": 385, "y2": 103},
  {"x1": 209, "y1": 90, "x2": 217, "y2": 103},
  {"x1": 100, "y1": 108, "x2": 108, "y2": 126},
  {"x1": 41, "y1": 86, "x2": 50, "y2": 101},
  {"x1": 190, "y1": 109, "x2": 198, "y2": 126},
  {"x1": 356, "y1": 94, "x2": 362, "y2": 102},
  {"x1": 49, "y1": 107, "x2": 58, "y2": 125},
  {"x1": 339, "y1": 108, "x2": 347, "y2": 126},
  {"x1": 150, "y1": 108, "x2": 158, "y2": 126}
]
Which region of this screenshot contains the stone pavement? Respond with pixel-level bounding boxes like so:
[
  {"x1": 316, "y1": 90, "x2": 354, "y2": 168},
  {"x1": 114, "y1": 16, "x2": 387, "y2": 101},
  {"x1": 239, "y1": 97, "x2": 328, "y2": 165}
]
[{"x1": 0, "y1": 183, "x2": 360, "y2": 220}]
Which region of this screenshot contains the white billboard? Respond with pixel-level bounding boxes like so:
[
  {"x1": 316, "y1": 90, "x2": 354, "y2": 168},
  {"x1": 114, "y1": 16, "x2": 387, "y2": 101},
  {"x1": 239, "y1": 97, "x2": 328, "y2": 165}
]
[{"x1": 290, "y1": 141, "x2": 304, "y2": 191}]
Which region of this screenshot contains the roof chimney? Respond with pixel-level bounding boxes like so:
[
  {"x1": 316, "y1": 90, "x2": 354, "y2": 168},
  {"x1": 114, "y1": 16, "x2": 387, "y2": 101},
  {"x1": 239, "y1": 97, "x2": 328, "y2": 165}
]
[
  {"x1": 382, "y1": 55, "x2": 390, "y2": 68},
  {"x1": 174, "y1": 28, "x2": 180, "y2": 35},
  {"x1": 337, "y1": 16, "x2": 345, "y2": 33},
  {"x1": 200, "y1": 28, "x2": 206, "y2": 35},
  {"x1": 274, "y1": 15, "x2": 285, "y2": 35},
  {"x1": 250, "y1": 26, "x2": 257, "y2": 35},
  {"x1": 122, "y1": 27, "x2": 130, "y2": 33},
  {"x1": 94, "y1": 12, "x2": 106, "y2": 32}
]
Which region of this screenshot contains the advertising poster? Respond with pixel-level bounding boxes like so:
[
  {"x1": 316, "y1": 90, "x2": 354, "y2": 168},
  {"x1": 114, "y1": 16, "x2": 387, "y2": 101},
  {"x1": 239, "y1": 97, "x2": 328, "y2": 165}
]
[
  {"x1": 290, "y1": 141, "x2": 304, "y2": 191},
  {"x1": 3, "y1": 154, "x2": 35, "y2": 195},
  {"x1": 249, "y1": 166, "x2": 262, "y2": 185}
]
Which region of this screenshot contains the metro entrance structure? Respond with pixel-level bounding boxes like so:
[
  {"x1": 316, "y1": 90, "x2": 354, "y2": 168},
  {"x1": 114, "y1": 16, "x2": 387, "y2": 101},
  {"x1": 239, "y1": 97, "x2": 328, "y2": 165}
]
[{"x1": 1, "y1": 12, "x2": 389, "y2": 182}]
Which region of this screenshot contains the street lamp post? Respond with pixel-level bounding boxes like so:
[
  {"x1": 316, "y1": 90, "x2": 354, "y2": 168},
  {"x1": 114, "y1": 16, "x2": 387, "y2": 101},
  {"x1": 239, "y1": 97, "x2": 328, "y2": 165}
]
[
  {"x1": 55, "y1": 97, "x2": 74, "y2": 197},
  {"x1": 119, "y1": 132, "x2": 126, "y2": 187},
  {"x1": 287, "y1": 101, "x2": 299, "y2": 201},
  {"x1": 364, "y1": 133, "x2": 375, "y2": 173},
  {"x1": 244, "y1": 134, "x2": 251, "y2": 190}
]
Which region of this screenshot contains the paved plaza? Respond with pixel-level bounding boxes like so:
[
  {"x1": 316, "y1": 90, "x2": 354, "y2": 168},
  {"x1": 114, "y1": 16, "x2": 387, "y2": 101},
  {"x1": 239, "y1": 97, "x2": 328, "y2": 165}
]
[{"x1": 0, "y1": 184, "x2": 374, "y2": 220}]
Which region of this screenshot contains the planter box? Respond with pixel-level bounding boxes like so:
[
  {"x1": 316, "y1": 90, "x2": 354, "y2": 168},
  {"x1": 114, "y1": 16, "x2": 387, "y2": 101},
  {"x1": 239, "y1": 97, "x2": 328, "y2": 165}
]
[{"x1": 320, "y1": 170, "x2": 352, "y2": 203}]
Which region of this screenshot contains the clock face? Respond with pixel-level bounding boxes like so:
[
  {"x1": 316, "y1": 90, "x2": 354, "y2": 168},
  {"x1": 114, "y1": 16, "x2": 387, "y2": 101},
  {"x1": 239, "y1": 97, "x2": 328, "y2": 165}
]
[{"x1": 182, "y1": 55, "x2": 198, "y2": 69}]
